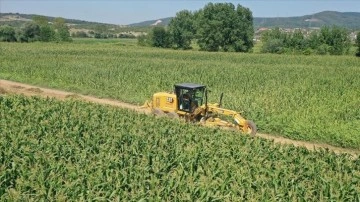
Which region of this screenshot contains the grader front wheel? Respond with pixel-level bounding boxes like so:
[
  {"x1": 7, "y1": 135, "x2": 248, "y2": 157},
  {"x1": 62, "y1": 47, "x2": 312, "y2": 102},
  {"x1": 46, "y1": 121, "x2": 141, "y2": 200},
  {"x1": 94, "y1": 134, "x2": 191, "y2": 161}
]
[{"x1": 242, "y1": 120, "x2": 257, "y2": 136}]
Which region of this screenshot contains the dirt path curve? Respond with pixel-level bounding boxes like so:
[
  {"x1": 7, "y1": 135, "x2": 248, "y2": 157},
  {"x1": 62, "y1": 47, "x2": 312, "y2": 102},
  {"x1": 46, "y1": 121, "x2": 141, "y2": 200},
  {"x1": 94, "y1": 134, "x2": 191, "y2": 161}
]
[{"x1": 1, "y1": 79, "x2": 359, "y2": 158}]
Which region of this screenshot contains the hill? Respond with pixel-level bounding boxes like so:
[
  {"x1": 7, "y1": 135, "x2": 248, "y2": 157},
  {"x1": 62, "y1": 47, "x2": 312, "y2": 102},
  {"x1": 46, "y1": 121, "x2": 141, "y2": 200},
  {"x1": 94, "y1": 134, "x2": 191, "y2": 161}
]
[
  {"x1": 254, "y1": 11, "x2": 360, "y2": 29},
  {"x1": 128, "y1": 11, "x2": 360, "y2": 29},
  {"x1": 1, "y1": 11, "x2": 360, "y2": 31},
  {"x1": 0, "y1": 13, "x2": 110, "y2": 26},
  {"x1": 128, "y1": 17, "x2": 172, "y2": 27},
  {"x1": 0, "y1": 13, "x2": 152, "y2": 33}
]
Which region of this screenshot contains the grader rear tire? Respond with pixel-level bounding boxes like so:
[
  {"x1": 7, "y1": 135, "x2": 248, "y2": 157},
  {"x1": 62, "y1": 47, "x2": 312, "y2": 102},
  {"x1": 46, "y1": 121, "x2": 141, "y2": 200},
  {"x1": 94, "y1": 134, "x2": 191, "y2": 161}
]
[{"x1": 243, "y1": 120, "x2": 257, "y2": 136}]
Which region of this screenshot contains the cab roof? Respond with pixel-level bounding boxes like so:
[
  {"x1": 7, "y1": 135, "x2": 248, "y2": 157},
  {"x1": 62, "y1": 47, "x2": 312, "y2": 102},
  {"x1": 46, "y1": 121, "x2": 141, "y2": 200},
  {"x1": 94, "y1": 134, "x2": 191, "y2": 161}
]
[{"x1": 175, "y1": 83, "x2": 206, "y2": 89}]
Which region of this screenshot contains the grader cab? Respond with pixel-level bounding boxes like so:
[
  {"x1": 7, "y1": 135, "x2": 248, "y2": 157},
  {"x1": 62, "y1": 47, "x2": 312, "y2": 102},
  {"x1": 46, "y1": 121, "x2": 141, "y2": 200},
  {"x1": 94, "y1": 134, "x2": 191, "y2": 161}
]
[
  {"x1": 175, "y1": 83, "x2": 205, "y2": 113},
  {"x1": 142, "y1": 83, "x2": 257, "y2": 136}
]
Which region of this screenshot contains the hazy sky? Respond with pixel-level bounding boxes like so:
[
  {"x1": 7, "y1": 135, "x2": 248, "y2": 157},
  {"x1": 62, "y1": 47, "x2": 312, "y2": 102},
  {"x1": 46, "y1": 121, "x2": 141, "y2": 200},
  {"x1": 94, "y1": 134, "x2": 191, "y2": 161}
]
[{"x1": 0, "y1": 0, "x2": 359, "y2": 25}]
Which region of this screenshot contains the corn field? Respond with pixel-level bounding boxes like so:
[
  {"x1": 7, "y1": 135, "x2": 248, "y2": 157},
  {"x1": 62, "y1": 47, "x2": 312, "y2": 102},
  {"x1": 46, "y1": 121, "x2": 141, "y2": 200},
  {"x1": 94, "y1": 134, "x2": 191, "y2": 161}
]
[
  {"x1": 0, "y1": 95, "x2": 359, "y2": 201},
  {"x1": 0, "y1": 40, "x2": 359, "y2": 149}
]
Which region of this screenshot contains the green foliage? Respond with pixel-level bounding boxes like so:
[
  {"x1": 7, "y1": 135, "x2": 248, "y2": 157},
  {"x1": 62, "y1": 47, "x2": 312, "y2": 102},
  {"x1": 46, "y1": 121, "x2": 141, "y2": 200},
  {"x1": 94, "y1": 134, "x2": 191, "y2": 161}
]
[
  {"x1": 4, "y1": 16, "x2": 72, "y2": 43},
  {"x1": 168, "y1": 10, "x2": 195, "y2": 50},
  {"x1": 94, "y1": 32, "x2": 108, "y2": 39},
  {"x1": 92, "y1": 24, "x2": 110, "y2": 39},
  {"x1": 32, "y1": 15, "x2": 49, "y2": 26},
  {"x1": 315, "y1": 44, "x2": 328, "y2": 55},
  {"x1": 234, "y1": 5, "x2": 254, "y2": 51},
  {"x1": 17, "y1": 22, "x2": 41, "y2": 42},
  {"x1": 0, "y1": 25, "x2": 17, "y2": 42},
  {"x1": 261, "y1": 28, "x2": 288, "y2": 53},
  {"x1": 151, "y1": 3, "x2": 254, "y2": 52},
  {"x1": 151, "y1": 26, "x2": 170, "y2": 48},
  {"x1": 72, "y1": 31, "x2": 88, "y2": 38},
  {"x1": 95, "y1": 24, "x2": 107, "y2": 33},
  {"x1": 0, "y1": 95, "x2": 359, "y2": 201},
  {"x1": 302, "y1": 48, "x2": 313, "y2": 55},
  {"x1": 0, "y1": 42, "x2": 360, "y2": 149},
  {"x1": 355, "y1": 32, "x2": 360, "y2": 57},
  {"x1": 196, "y1": 3, "x2": 254, "y2": 52},
  {"x1": 137, "y1": 34, "x2": 151, "y2": 46},
  {"x1": 261, "y1": 27, "x2": 285, "y2": 44},
  {"x1": 289, "y1": 29, "x2": 307, "y2": 51},
  {"x1": 318, "y1": 26, "x2": 351, "y2": 55},
  {"x1": 307, "y1": 31, "x2": 319, "y2": 49},
  {"x1": 39, "y1": 25, "x2": 55, "y2": 42},
  {"x1": 118, "y1": 33, "x2": 136, "y2": 39},
  {"x1": 261, "y1": 26, "x2": 351, "y2": 55},
  {"x1": 53, "y1": 17, "x2": 72, "y2": 42},
  {"x1": 56, "y1": 27, "x2": 72, "y2": 42},
  {"x1": 261, "y1": 38, "x2": 285, "y2": 54}
]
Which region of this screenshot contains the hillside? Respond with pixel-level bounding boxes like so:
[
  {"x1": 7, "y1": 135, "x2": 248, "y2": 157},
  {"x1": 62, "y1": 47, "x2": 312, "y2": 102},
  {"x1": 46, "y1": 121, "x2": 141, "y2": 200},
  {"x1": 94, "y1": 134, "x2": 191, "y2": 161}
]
[
  {"x1": 128, "y1": 17, "x2": 172, "y2": 27},
  {"x1": 254, "y1": 11, "x2": 360, "y2": 29},
  {"x1": 0, "y1": 13, "x2": 151, "y2": 33},
  {"x1": 0, "y1": 13, "x2": 110, "y2": 26},
  {"x1": 1, "y1": 11, "x2": 360, "y2": 31},
  {"x1": 128, "y1": 11, "x2": 360, "y2": 29}
]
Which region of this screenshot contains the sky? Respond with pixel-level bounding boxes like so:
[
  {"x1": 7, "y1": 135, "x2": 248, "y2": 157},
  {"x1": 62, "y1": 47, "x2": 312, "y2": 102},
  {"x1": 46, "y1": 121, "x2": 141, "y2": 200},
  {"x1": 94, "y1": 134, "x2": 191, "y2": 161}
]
[{"x1": 0, "y1": 0, "x2": 359, "y2": 25}]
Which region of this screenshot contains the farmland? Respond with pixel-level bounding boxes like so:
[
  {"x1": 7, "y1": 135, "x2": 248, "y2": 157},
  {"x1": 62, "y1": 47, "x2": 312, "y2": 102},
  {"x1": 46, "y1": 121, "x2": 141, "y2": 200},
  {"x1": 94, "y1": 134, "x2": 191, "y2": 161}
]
[
  {"x1": 0, "y1": 39, "x2": 360, "y2": 149},
  {"x1": 0, "y1": 95, "x2": 359, "y2": 200}
]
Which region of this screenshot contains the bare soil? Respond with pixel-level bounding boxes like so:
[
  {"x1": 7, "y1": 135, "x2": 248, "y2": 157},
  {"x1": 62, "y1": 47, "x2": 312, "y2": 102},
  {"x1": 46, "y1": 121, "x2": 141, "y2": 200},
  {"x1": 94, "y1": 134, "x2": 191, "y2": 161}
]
[{"x1": 1, "y1": 79, "x2": 359, "y2": 158}]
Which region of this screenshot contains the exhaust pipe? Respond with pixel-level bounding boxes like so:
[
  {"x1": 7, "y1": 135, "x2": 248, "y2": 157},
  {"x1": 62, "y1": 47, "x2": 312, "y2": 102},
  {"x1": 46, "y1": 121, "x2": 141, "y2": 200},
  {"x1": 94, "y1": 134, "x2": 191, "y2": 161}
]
[
  {"x1": 205, "y1": 89, "x2": 208, "y2": 115},
  {"x1": 219, "y1": 92, "x2": 224, "y2": 107}
]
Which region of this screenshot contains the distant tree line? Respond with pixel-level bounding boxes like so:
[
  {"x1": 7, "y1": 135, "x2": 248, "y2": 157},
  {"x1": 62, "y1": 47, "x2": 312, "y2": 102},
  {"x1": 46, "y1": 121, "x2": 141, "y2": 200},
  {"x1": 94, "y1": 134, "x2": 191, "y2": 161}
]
[
  {"x1": 138, "y1": 2, "x2": 360, "y2": 56},
  {"x1": 356, "y1": 31, "x2": 360, "y2": 57},
  {"x1": 0, "y1": 16, "x2": 72, "y2": 42},
  {"x1": 138, "y1": 2, "x2": 254, "y2": 53},
  {"x1": 261, "y1": 26, "x2": 352, "y2": 55}
]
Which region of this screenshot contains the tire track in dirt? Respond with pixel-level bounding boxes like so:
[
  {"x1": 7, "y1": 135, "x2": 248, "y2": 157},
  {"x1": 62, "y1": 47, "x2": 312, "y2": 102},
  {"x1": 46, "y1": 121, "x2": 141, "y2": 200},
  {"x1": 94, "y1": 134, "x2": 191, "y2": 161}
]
[{"x1": 1, "y1": 79, "x2": 359, "y2": 158}]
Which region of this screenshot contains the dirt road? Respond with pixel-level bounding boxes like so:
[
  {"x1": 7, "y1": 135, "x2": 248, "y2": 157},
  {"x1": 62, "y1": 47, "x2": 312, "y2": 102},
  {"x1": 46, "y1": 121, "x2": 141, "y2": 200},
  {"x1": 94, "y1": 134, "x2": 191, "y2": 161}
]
[{"x1": 1, "y1": 79, "x2": 359, "y2": 158}]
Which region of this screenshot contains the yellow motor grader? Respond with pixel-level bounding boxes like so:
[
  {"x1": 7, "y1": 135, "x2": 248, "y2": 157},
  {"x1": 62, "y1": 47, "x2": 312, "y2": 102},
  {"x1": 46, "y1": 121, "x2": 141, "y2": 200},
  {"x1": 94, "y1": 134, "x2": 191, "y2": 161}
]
[{"x1": 141, "y1": 83, "x2": 257, "y2": 136}]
